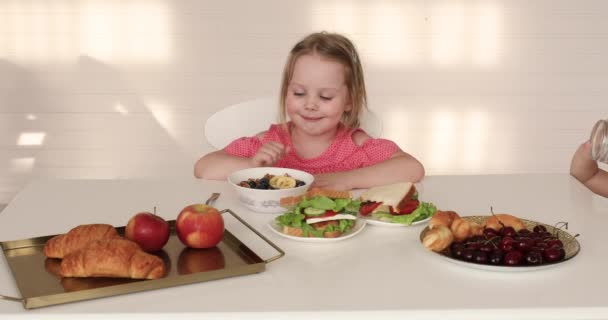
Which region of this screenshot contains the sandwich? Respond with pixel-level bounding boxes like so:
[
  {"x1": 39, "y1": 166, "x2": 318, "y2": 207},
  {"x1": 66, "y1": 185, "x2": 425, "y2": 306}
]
[
  {"x1": 276, "y1": 188, "x2": 361, "y2": 238},
  {"x1": 358, "y1": 182, "x2": 436, "y2": 225}
]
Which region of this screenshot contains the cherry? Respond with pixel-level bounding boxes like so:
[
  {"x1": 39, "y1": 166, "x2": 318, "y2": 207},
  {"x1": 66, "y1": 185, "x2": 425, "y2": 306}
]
[
  {"x1": 525, "y1": 250, "x2": 543, "y2": 265},
  {"x1": 533, "y1": 225, "x2": 547, "y2": 233},
  {"x1": 543, "y1": 247, "x2": 565, "y2": 262},
  {"x1": 466, "y1": 242, "x2": 480, "y2": 250},
  {"x1": 518, "y1": 229, "x2": 531, "y2": 236},
  {"x1": 450, "y1": 242, "x2": 464, "y2": 251},
  {"x1": 488, "y1": 250, "x2": 504, "y2": 265},
  {"x1": 517, "y1": 238, "x2": 534, "y2": 251},
  {"x1": 479, "y1": 243, "x2": 494, "y2": 253},
  {"x1": 473, "y1": 251, "x2": 489, "y2": 264},
  {"x1": 500, "y1": 227, "x2": 517, "y2": 237},
  {"x1": 499, "y1": 238, "x2": 516, "y2": 252},
  {"x1": 546, "y1": 239, "x2": 564, "y2": 249},
  {"x1": 462, "y1": 249, "x2": 475, "y2": 261},
  {"x1": 452, "y1": 246, "x2": 465, "y2": 259},
  {"x1": 483, "y1": 228, "x2": 498, "y2": 237},
  {"x1": 504, "y1": 251, "x2": 524, "y2": 266}
]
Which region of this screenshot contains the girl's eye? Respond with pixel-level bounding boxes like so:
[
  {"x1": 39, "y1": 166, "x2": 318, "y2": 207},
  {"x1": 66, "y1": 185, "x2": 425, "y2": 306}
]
[
  {"x1": 320, "y1": 96, "x2": 333, "y2": 101},
  {"x1": 293, "y1": 92, "x2": 304, "y2": 97}
]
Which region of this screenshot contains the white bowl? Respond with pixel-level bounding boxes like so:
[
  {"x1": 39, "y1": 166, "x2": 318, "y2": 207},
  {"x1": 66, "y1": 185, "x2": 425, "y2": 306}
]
[{"x1": 228, "y1": 167, "x2": 314, "y2": 213}]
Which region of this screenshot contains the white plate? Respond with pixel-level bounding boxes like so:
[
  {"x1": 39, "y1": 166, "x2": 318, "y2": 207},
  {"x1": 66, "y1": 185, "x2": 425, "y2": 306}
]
[
  {"x1": 267, "y1": 219, "x2": 366, "y2": 243},
  {"x1": 361, "y1": 215, "x2": 431, "y2": 228},
  {"x1": 419, "y1": 216, "x2": 581, "y2": 272}
]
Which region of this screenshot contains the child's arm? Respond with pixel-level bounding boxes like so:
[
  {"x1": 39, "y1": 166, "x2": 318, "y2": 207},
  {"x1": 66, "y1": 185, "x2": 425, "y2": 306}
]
[
  {"x1": 570, "y1": 141, "x2": 608, "y2": 197},
  {"x1": 312, "y1": 151, "x2": 425, "y2": 190},
  {"x1": 194, "y1": 150, "x2": 252, "y2": 180},
  {"x1": 194, "y1": 141, "x2": 286, "y2": 180}
]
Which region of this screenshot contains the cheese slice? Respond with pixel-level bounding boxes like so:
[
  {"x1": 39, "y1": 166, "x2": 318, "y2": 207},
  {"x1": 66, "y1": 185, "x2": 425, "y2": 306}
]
[
  {"x1": 360, "y1": 182, "x2": 413, "y2": 207},
  {"x1": 306, "y1": 214, "x2": 357, "y2": 224}
]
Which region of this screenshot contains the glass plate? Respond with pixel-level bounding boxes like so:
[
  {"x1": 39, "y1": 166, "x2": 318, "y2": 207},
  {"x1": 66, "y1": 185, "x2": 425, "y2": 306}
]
[
  {"x1": 268, "y1": 219, "x2": 366, "y2": 243},
  {"x1": 360, "y1": 215, "x2": 431, "y2": 228},
  {"x1": 419, "y1": 216, "x2": 581, "y2": 272}
]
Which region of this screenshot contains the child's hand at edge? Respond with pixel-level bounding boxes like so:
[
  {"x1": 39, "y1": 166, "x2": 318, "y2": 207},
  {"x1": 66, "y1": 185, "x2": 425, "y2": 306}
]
[
  {"x1": 570, "y1": 140, "x2": 597, "y2": 183},
  {"x1": 249, "y1": 141, "x2": 287, "y2": 167}
]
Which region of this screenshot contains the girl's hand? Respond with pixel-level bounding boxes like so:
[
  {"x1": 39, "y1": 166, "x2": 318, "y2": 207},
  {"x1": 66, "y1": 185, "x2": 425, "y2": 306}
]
[
  {"x1": 250, "y1": 142, "x2": 286, "y2": 167},
  {"x1": 312, "y1": 172, "x2": 353, "y2": 191}
]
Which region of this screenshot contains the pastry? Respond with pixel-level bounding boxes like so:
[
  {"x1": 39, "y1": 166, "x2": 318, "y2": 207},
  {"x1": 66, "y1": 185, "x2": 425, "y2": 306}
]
[
  {"x1": 44, "y1": 224, "x2": 120, "y2": 259},
  {"x1": 60, "y1": 239, "x2": 166, "y2": 279},
  {"x1": 422, "y1": 225, "x2": 454, "y2": 252}
]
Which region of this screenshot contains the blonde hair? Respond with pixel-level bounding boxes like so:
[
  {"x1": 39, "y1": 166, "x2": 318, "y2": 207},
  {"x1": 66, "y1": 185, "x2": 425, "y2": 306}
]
[{"x1": 278, "y1": 32, "x2": 368, "y2": 128}]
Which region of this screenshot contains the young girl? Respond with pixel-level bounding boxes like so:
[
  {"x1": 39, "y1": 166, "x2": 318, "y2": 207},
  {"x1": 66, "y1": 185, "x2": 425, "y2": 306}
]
[{"x1": 194, "y1": 32, "x2": 425, "y2": 190}]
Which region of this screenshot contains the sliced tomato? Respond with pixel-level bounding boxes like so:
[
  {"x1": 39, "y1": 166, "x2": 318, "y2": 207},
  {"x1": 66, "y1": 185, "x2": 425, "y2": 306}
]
[
  {"x1": 305, "y1": 210, "x2": 338, "y2": 220},
  {"x1": 391, "y1": 199, "x2": 420, "y2": 215},
  {"x1": 359, "y1": 201, "x2": 383, "y2": 216}
]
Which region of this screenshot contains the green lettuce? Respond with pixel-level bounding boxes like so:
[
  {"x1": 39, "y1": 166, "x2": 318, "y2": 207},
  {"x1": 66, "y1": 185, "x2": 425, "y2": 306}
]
[{"x1": 370, "y1": 202, "x2": 437, "y2": 225}]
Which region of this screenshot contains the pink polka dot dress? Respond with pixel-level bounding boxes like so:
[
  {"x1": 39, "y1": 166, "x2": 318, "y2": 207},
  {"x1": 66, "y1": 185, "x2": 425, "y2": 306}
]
[{"x1": 223, "y1": 122, "x2": 400, "y2": 174}]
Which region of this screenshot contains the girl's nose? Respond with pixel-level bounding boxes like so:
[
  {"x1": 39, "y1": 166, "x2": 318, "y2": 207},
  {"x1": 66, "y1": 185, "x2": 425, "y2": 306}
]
[{"x1": 304, "y1": 97, "x2": 319, "y2": 111}]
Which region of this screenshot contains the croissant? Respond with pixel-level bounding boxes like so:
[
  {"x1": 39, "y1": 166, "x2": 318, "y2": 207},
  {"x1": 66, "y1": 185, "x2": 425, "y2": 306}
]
[
  {"x1": 469, "y1": 221, "x2": 484, "y2": 236},
  {"x1": 60, "y1": 239, "x2": 166, "y2": 279},
  {"x1": 450, "y1": 217, "x2": 472, "y2": 242},
  {"x1": 429, "y1": 211, "x2": 460, "y2": 229},
  {"x1": 44, "y1": 224, "x2": 120, "y2": 258},
  {"x1": 422, "y1": 225, "x2": 454, "y2": 252},
  {"x1": 484, "y1": 214, "x2": 526, "y2": 231}
]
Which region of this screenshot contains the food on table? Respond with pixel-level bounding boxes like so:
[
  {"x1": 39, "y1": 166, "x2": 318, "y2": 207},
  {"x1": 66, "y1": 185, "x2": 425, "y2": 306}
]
[
  {"x1": 176, "y1": 204, "x2": 225, "y2": 248},
  {"x1": 423, "y1": 213, "x2": 570, "y2": 266},
  {"x1": 358, "y1": 182, "x2": 437, "y2": 225},
  {"x1": 276, "y1": 188, "x2": 361, "y2": 238},
  {"x1": 43, "y1": 224, "x2": 121, "y2": 259},
  {"x1": 422, "y1": 225, "x2": 454, "y2": 252},
  {"x1": 125, "y1": 211, "x2": 170, "y2": 252},
  {"x1": 450, "y1": 217, "x2": 483, "y2": 242},
  {"x1": 60, "y1": 238, "x2": 166, "y2": 279},
  {"x1": 429, "y1": 210, "x2": 460, "y2": 230},
  {"x1": 484, "y1": 213, "x2": 527, "y2": 232},
  {"x1": 237, "y1": 173, "x2": 305, "y2": 190}
]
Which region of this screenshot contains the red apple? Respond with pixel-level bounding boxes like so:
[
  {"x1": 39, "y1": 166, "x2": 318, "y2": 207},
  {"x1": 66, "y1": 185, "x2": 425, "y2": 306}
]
[
  {"x1": 176, "y1": 204, "x2": 224, "y2": 248},
  {"x1": 125, "y1": 212, "x2": 170, "y2": 252}
]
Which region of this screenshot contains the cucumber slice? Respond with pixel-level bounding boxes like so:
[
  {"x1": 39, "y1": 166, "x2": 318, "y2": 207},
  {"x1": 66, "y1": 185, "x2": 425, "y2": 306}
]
[{"x1": 303, "y1": 207, "x2": 326, "y2": 216}]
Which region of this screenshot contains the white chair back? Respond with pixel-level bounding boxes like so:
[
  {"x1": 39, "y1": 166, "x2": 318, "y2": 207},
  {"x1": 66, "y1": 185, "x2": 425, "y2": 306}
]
[{"x1": 204, "y1": 97, "x2": 383, "y2": 149}]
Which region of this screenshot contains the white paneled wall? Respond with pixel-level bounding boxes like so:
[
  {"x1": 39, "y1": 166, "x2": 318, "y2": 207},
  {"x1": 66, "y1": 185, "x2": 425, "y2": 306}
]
[{"x1": 1, "y1": 0, "x2": 607, "y2": 203}]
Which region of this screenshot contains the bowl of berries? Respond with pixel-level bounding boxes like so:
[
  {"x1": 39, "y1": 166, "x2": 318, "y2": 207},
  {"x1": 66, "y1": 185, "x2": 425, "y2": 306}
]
[
  {"x1": 421, "y1": 212, "x2": 580, "y2": 271},
  {"x1": 228, "y1": 167, "x2": 314, "y2": 213}
]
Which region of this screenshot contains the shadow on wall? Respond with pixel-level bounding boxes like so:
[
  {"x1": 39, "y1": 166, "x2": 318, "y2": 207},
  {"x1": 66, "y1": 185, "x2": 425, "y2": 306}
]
[{"x1": 0, "y1": 56, "x2": 191, "y2": 203}]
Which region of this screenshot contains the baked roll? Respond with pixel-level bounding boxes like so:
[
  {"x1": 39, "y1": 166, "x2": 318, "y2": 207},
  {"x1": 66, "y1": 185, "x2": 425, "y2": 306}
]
[
  {"x1": 450, "y1": 217, "x2": 472, "y2": 242},
  {"x1": 429, "y1": 211, "x2": 460, "y2": 230},
  {"x1": 44, "y1": 224, "x2": 120, "y2": 258},
  {"x1": 422, "y1": 225, "x2": 454, "y2": 252},
  {"x1": 484, "y1": 214, "x2": 526, "y2": 231},
  {"x1": 60, "y1": 239, "x2": 166, "y2": 279}
]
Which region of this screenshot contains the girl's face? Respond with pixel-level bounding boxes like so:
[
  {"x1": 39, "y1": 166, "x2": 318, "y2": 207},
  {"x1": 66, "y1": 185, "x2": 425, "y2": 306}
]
[{"x1": 285, "y1": 53, "x2": 351, "y2": 136}]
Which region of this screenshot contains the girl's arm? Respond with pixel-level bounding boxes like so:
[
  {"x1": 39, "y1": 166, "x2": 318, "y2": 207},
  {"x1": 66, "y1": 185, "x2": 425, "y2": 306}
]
[
  {"x1": 313, "y1": 151, "x2": 425, "y2": 190},
  {"x1": 570, "y1": 141, "x2": 608, "y2": 197},
  {"x1": 194, "y1": 140, "x2": 287, "y2": 180},
  {"x1": 194, "y1": 150, "x2": 253, "y2": 180}
]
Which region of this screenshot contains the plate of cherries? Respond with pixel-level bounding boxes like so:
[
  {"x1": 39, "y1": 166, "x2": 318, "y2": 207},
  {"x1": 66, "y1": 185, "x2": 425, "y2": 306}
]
[{"x1": 420, "y1": 215, "x2": 580, "y2": 272}]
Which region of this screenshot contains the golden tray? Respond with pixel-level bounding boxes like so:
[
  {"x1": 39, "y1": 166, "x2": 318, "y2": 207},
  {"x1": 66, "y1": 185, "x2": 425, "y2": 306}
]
[{"x1": 0, "y1": 208, "x2": 284, "y2": 309}]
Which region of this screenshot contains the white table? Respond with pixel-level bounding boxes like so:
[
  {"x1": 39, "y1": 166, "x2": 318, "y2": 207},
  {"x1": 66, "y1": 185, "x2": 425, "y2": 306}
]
[{"x1": 1, "y1": 174, "x2": 608, "y2": 320}]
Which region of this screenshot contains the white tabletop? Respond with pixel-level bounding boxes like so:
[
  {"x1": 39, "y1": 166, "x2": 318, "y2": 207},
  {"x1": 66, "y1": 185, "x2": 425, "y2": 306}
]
[{"x1": 1, "y1": 174, "x2": 608, "y2": 319}]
